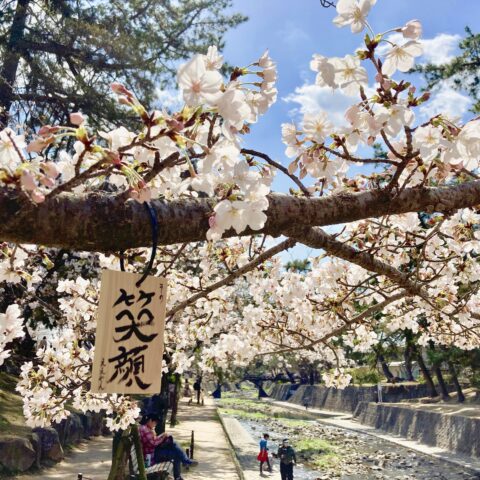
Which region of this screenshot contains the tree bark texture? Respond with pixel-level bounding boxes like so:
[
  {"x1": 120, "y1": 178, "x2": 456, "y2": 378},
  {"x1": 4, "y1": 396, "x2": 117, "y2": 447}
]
[{"x1": 2, "y1": 179, "x2": 480, "y2": 251}]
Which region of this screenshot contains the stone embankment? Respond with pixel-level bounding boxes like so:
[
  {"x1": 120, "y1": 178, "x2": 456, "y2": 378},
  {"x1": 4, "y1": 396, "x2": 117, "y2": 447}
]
[
  {"x1": 0, "y1": 411, "x2": 108, "y2": 474},
  {"x1": 354, "y1": 402, "x2": 480, "y2": 458},
  {"x1": 268, "y1": 383, "x2": 480, "y2": 461},
  {"x1": 269, "y1": 383, "x2": 433, "y2": 413}
]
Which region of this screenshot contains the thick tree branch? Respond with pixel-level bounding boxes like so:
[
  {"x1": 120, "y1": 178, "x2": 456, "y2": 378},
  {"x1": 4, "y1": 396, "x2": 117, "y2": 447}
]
[
  {"x1": 1, "y1": 180, "x2": 480, "y2": 251},
  {"x1": 287, "y1": 226, "x2": 427, "y2": 297}
]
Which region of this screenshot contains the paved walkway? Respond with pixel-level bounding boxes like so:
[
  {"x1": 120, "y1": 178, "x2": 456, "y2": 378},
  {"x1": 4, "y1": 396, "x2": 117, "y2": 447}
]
[
  {"x1": 266, "y1": 398, "x2": 480, "y2": 473},
  {"x1": 218, "y1": 414, "x2": 260, "y2": 480},
  {"x1": 168, "y1": 398, "x2": 240, "y2": 480},
  {"x1": 14, "y1": 398, "x2": 240, "y2": 480}
]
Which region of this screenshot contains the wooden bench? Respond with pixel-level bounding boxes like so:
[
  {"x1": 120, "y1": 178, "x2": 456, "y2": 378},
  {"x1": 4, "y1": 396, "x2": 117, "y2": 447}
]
[{"x1": 129, "y1": 444, "x2": 174, "y2": 480}]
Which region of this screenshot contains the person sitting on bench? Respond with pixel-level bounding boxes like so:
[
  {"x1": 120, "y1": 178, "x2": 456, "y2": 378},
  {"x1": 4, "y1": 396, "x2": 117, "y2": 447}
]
[{"x1": 139, "y1": 413, "x2": 197, "y2": 480}]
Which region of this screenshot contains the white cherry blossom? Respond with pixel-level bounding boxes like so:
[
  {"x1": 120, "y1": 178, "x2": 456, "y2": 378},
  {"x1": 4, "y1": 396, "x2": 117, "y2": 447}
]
[
  {"x1": 333, "y1": 0, "x2": 377, "y2": 34},
  {"x1": 382, "y1": 40, "x2": 423, "y2": 76}
]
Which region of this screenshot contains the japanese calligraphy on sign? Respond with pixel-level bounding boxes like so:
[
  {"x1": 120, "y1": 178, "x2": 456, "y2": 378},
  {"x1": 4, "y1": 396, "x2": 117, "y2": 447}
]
[{"x1": 91, "y1": 270, "x2": 167, "y2": 394}]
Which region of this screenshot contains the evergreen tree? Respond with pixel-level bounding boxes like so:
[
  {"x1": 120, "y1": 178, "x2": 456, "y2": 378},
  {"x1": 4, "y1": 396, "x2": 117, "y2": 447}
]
[
  {"x1": 413, "y1": 27, "x2": 480, "y2": 113},
  {"x1": 0, "y1": 0, "x2": 246, "y2": 128}
]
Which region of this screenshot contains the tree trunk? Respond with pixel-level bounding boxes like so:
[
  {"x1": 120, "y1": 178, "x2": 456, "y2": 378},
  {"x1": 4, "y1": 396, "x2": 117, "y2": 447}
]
[
  {"x1": 158, "y1": 372, "x2": 169, "y2": 433},
  {"x1": 404, "y1": 344, "x2": 415, "y2": 382},
  {"x1": 415, "y1": 350, "x2": 438, "y2": 398},
  {"x1": 169, "y1": 373, "x2": 181, "y2": 427},
  {"x1": 108, "y1": 430, "x2": 132, "y2": 480},
  {"x1": 378, "y1": 353, "x2": 395, "y2": 382},
  {"x1": 309, "y1": 366, "x2": 315, "y2": 386},
  {"x1": 284, "y1": 368, "x2": 296, "y2": 383},
  {"x1": 0, "y1": 0, "x2": 30, "y2": 126},
  {"x1": 447, "y1": 361, "x2": 465, "y2": 403},
  {"x1": 432, "y1": 365, "x2": 450, "y2": 400}
]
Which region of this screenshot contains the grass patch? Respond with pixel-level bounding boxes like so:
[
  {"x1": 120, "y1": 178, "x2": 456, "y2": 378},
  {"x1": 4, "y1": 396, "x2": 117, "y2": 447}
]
[
  {"x1": 219, "y1": 407, "x2": 270, "y2": 420},
  {"x1": 218, "y1": 397, "x2": 260, "y2": 409},
  {"x1": 278, "y1": 418, "x2": 310, "y2": 427},
  {"x1": 0, "y1": 372, "x2": 31, "y2": 437},
  {"x1": 295, "y1": 438, "x2": 340, "y2": 469}
]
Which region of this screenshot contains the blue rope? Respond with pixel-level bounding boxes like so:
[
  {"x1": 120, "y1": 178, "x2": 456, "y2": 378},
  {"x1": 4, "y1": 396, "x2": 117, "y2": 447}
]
[
  {"x1": 118, "y1": 202, "x2": 158, "y2": 286},
  {"x1": 136, "y1": 201, "x2": 158, "y2": 287}
]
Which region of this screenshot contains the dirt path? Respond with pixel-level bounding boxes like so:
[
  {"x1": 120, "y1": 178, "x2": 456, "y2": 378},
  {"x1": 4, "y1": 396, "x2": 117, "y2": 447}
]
[{"x1": 15, "y1": 435, "x2": 112, "y2": 480}]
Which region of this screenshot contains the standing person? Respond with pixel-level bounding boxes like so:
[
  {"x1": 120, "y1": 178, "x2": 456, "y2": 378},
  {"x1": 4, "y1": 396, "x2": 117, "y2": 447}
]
[
  {"x1": 183, "y1": 378, "x2": 192, "y2": 399},
  {"x1": 277, "y1": 438, "x2": 296, "y2": 480},
  {"x1": 193, "y1": 376, "x2": 202, "y2": 405},
  {"x1": 139, "y1": 414, "x2": 197, "y2": 480},
  {"x1": 257, "y1": 433, "x2": 272, "y2": 474},
  {"x1": 38, "y1": 336, "x2": 47, "y2": 350}
]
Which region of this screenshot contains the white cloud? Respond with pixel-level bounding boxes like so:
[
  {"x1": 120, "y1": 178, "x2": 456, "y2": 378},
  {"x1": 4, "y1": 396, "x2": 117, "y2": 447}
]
[
  {"x1": 419, "y1": 81, "x2": 471, "y2": 121},
  {"x1": 378, "y1": 32, "x2": 460, "y2": 67},
  {"x1": 283, "y1": 84, "x2": 356, "y2": 126},
  {"x1": 421, "y1": 33, "x2": 461, "y2": 66},
  {"x1": 279, "y1": 23, "x2": 310, "y2": 46}
]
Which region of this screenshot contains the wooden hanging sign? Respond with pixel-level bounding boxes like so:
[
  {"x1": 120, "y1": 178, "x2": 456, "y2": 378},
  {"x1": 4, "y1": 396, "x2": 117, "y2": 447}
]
[{"x1": 91, "y1": 270, "x2": 167, "y2": 394}]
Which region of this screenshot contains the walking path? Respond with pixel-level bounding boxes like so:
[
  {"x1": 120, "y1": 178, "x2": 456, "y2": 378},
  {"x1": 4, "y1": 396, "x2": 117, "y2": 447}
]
[
  {"x1": 266, "y1": 398, "x2": 480, "y2": 473},
  {"x1": 14, "y1": 398, "x2": 240, "y2": 480},
  {"x1": 168, "y1": 398, "x2": 240, "y2": 480},
  {"x1": 15, "y1": 435, "x2": 112, "y2": 480}
]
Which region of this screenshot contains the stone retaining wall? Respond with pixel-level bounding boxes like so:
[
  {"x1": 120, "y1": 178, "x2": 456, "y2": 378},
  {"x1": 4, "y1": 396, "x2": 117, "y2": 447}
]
[
  {"x1": 354, "y1": 402, "x2": 480, "y2": 458},
  {"x1": 0, "y1": 411, "x2": 109, "y2": 474},
  {"x1": 269, "y1": 383, "x2": 433, "y2": 413}
]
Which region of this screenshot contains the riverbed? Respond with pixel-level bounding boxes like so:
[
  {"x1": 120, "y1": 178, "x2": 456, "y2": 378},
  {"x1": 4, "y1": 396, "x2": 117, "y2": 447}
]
[{"x1": 219, "y1": 396, "x2": 480, "y2": 479}]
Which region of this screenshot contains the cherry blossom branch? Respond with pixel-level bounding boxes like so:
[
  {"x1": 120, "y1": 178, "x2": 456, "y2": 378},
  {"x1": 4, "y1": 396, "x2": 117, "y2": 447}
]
[
  {"x1": 261, "y1": 291, "x2": 407, "y2": 355},
  {"x1": 166, "y1": 238, "x2": 296, "y2": 318},
  {"x1": 241, "y1": 148, "x2": 311, "y2": 196},
  {"x1": 286, "y1": 226, "x2": 428, "y2": 298}
]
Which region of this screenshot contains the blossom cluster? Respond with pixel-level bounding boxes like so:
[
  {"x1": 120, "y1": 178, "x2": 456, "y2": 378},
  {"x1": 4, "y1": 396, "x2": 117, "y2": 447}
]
[{"x1": 0, "y1": 304, "x2": 24, "y2": 366}]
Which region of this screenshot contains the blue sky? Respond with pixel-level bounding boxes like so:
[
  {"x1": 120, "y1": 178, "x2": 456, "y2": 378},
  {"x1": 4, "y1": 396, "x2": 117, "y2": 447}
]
[{"x1": 220, "y1": 0, "x2": 480, "y2": 263}]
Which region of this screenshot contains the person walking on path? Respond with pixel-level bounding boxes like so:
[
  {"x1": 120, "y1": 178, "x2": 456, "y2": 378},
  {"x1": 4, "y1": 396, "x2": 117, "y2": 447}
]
[
  {"x1": 193, "y1": 376, "x2": 202, "y2": 405},
  {"x1": 139, "y1": 413, "x2": 197, "y2": 480},
  {"x1": 277, "y1": 438, "x2": 296, "y2": 480},
  {"x1": 257, "y1": 433, "x2": 272, "y2": 474}
]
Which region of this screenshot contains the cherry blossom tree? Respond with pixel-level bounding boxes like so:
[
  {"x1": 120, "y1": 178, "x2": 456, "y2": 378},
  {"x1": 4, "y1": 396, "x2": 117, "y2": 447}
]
[{"x1": 1, "y1": 0, "x2": 480, "y2": 477}]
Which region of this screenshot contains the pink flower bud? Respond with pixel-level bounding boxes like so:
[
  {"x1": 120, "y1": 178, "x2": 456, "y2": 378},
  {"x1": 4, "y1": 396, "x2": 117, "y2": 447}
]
[
  {"x1": 111, "y1": 82, "x2": 133, "y2": 97},
  {"x1": 69, "y1": 112, "x2": 85, "y2": 126},
  {"x1": 208, "y1": 215, "x2": 217, "y2": 228},
  {"x1": 39, "y1": 175, "x2": 55, "y2": 188},
  {"x1": 137, "y1": 187, "x2": 151, "y2": 203},
  {"x1": 118, "y1": 96, "x2": 132, "y2": 106},
  {"x1": 31, "y1": 190, "x2": 45, "y2": 203},
  {"x1": 26, "y1": 138, "x2": 48, "y2": 153},
  {"x1": 41, "y1": 162, "x2": 59, "y2": 179},
  {"x1": 166, "y1": 118, "x2": 185, "y2": 131},
  {"x1": 38, "y1": 125, "x2": 58, "y2": 137},
  {"x1": 382, "y1": 80, "x2": 392, "y2": 90},
  {"x1": 129, "y1": 189, "x2": 139, "y2": 200},
  {"x1": 20, "y1": 171, "x2": 36, "y2": 191},
  {"x1": 401, "y1": 20, "x2": 422, "y2": 40}
]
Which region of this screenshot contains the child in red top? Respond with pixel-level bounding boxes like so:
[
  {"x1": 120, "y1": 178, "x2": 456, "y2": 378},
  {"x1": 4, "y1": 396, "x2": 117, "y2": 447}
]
[{"x1": 257, "y1": 433, "x2": 272, "y2": 474}]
